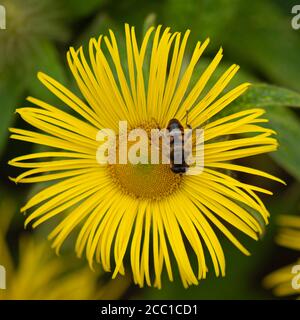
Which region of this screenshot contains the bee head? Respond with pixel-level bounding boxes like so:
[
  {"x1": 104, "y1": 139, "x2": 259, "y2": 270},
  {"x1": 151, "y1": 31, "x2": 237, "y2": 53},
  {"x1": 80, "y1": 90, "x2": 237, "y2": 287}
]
[{"x1": 167, "y1": 119, "x2": 184, "y2": 132}]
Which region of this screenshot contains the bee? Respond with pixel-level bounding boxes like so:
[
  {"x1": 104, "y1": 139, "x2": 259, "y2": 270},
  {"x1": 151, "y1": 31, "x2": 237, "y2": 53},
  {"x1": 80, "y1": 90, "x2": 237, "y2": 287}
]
[
  {"x1": 157, "y1": 111, "x2": 204, "y2": 175},
  {"x1": 166, "y1": 118, "x2": 190, "y2": 174}
]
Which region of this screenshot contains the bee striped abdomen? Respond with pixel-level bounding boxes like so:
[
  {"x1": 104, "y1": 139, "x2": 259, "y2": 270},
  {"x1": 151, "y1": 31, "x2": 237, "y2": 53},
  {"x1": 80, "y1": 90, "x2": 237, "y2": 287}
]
[{"x1": 167, "y1": 119, "x2": 189, "y2": 174}]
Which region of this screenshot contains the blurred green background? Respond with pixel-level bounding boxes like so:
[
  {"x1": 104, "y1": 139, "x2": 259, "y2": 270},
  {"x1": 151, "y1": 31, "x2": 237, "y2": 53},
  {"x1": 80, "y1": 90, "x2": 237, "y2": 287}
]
[{"x1": 1, "y1": 0, "x2": 300, "y2": 299}]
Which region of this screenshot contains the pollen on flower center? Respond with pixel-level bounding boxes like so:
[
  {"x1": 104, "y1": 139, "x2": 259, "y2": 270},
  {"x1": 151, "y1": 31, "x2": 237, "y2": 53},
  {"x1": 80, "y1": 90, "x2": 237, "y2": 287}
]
[
  {"x1": 108, "y1": 162, "x2": 182, "y2": 200},
  {"x1": 108, "y1": 121, "x2": 183, "y2": 200}
]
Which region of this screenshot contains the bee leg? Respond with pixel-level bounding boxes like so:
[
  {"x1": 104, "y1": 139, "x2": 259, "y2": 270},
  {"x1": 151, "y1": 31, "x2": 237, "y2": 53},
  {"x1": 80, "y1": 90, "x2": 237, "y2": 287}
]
[{"x1": 185, "y1": 110, "x2": 192, "y2": 129}]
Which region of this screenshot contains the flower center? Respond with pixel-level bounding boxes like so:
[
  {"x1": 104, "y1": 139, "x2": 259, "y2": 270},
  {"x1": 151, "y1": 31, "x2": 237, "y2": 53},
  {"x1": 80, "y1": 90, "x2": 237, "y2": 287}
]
[
  {"x1": 108, "y1": 121, "x2": 183, "y2": 200},
  {"x1": 109, "y1": 162, "x2": 182, "y2": 200}
]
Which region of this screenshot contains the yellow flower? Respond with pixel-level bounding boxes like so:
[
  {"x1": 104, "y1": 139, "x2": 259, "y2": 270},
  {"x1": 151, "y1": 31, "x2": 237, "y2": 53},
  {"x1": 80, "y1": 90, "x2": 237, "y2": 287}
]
[
  {"x1": 263, "y1": 215, "x2": 300, "y2": 298},
  {"x1": 9, "y1": 24, "x2": 283, "y2": 288},
  {"x1": 0, "y1": 197, "x2": 130, "y2": 300}
]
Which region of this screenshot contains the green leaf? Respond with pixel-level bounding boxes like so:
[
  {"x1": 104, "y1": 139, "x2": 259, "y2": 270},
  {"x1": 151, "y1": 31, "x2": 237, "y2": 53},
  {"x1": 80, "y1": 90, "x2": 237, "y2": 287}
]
[
  {"x1": 265, "y1": 106, "x2": 300, "y2": 181},
  {"x1": 231, "y1": 84, "x2": 300, "y2": 109},
  {"x1": 224, "y1": 0, "x2": 300, "y2": 91},
  {"x1": 227, "y1": 84, "x2": 300, "y2": 181}
]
